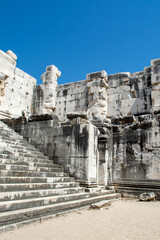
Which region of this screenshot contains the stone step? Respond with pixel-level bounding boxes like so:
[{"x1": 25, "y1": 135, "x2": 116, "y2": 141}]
[
  {"x1": 0, "y1": 126, "x2": 21, "y2": 133},
  {"x1": 4, "y1": 144, "x2": 38, "y2": 152},
  {"x1": 0, "y1": 169, "x2": 67, "y2": 178},
  {"x1": 0, "y1": 154, "x2": 51, "y2": 163},
  {"x1": 0, "y1": 164, "x2": 36, "y2": 171},
  {"x1": 34, "y1": 162, "x2": 60, "y2": 168},
  {"x1": 0, "y1": 132, "x2": 23, "y2": 140},
  {"x1": 0, "y1": 182, "x2": 80, "y2": 192},
  {"x1": 0, "y1": 138, "x2": 36, "y2": 147},
  {"x1": 111, "y1": 180, "x2": 160, "y2": 188},
  {"x1": 0, "y1": 121, "x2": 121, "y2": 232},
  {"x1": 114, "y1": 186, "x2": 160, "y2": 200},
  {"x1": 0, "y1": 187, "x2": 85, "y2": 201},
  {"x1": 0, "y1": 158, "x2": 61, "y2": 169},
  {"x1": 38, "y1": 166, "x2": 63, "y2": 172},
  {"x1": 0, "y1": 127, "x2": 22, "y2": 134},
  {"x1": 0, "y1": 163, "x2": 62, "y2": 172},
  {"x1": 0, "y1": 159, "x2": 62, "y2": 170},
  {"x1": 0, "y1": 176, "x2": 75, "y2": 184},
  {"x1": 0, "y1": 159, "x2": 30, "y2": 166},
  {"x1": 0, "y1": 192, "x2": 92, "y2": 212},
  {"x1": 5, "y1": 147, "x2": 46, "y2": 156},
  {"x1": 0, "y1": 133, "x2": 23, "y2": 140},
  {"x1": 0, "y1": 191, "x2": 118, "y2": 213},
  {"x1": 0, "y1": 193, "x2": 120, "y2": 228},
  {"x1": 14, "y1": 152, "x2": 48, "y2": 159}
]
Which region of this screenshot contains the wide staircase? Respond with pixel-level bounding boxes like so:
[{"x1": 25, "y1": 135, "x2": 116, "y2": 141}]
[{"x1": 0, "y1": 121, "x2": 120, "y2": 232}]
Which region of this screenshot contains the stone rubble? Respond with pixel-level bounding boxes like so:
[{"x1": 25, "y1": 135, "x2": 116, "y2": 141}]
[{"x1": 139, "y1": 192, "x2": 156, "y2": 201}]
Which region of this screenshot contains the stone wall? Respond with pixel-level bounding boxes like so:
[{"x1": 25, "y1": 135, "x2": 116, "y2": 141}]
[
  {"x1": 55, "y1": 80, "x2": 88, "y2": 122},
  {"x1": 55, "y1": 70, "x2": 108, "y2": 122},
  {"x1": 32, "y1": 59, "x2": 160, "y2": 123},
  {"x1": 0, "y1": 50, "x2": 36, "y2": 119},
  {"x1": 107, "y1": 68, "x2": 152, "y2": 117},
  {"x1": 15, "y1": 116, "x2": 99, "y2": 186},
  {"x1": 1, "y1": 48, "x2": 160, "y2": 190},
  {"x1": 111, "y1": 113, "x2": 160, "y2": 182}
]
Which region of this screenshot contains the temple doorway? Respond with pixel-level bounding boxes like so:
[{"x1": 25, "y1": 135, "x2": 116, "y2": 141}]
[{"x1": 98, "y1": 139, "x2": 108, "y2": 186}]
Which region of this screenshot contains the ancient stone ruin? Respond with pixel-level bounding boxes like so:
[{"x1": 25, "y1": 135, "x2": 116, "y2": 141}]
[{"x1": 0, "y1": 49, "x2": 160, "y2": 230}]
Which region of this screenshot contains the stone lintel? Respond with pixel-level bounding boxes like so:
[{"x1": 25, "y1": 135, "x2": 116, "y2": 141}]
[
  {"x1": 108, "y1": 72, "x2": 130, "y2": 81},
  {"x1": 67, "y1": 112, "x2": 88, "y2": 120},
  {"x1": 86, "y1": 70, "x2": 107, "y2": 80}
]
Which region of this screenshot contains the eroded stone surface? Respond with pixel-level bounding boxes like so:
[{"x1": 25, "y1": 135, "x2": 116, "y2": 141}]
[
  {"x1": 6, "y1": 50, "x2": 17, "y2": 61},
  {"x1": 0, "y1": 48, "x2": 160, "y2": 195},
  {"x1": 139, "y1": 192, "x2": 156, "y2": 201}
]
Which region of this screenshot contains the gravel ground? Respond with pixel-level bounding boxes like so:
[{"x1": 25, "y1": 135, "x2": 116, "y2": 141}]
[{"x1": 1, "y1": 199, "x2": 160, "y2": 240}]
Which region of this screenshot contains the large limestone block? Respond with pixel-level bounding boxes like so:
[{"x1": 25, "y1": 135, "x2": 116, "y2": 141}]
[
  {"x1": 86, "y1": 70, "x2": 107, "y2": 80},
  {"x1": 115, "y1": 86, "x2": 130, "y2": 93},
  {"x1": 120, "y1": 92, "x2": 132, "y2": 100},
  {"x1": 152, "y1": 97, "x2": 160, "y2": 107},
  {"x1": 6, "y1": 50, "x2": 17, "y2": 61},
  {"x1": 152, "y1": 91, "x2": 160, "y2": 99},
  {"x1": 0, "y1": 50, "x2": 16, "y2": 66},
  {"x1": 108, "y1": 93, "x2": 120, "y2": 102},
  {"x1": 0, "y1": 60, "x2": 15, "y2": 77}
]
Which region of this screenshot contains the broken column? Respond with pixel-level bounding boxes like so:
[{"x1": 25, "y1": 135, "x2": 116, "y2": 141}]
[
  {"x1": 41, "y1": 65, "x2": 61, "y2": 114},
  {"x1": 86, "y1": 70, "x2": 108, "y2": 122}
]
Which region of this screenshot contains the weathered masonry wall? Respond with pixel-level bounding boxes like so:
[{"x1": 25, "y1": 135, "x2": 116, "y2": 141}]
[
  {"x1": 55, "y1": 80, "x2": 88, "y2": 121},
  {"x1": 55, "y1": 71, "x2": 108, "y2": 122},
  {"x1": 0, "y1": 50, "x2": 36, "y2": 119},
  {"x1": 1, "y1": 48, "x2": 160, "y2": 192},
  {"x1": 15, "y1": 117, "x2": 99, "y2": 186},
  {"x1": 111, "y1": 114, "x2": 160, "y2": 182},
  {"x1": 107, "y1": 59, "x2": 160, "y2": 118},
  {"x1": 107, "y1": 68, "x2": 152, "y2": 117}
]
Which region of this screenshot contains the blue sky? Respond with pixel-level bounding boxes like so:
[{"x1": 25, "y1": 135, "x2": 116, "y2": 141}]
[{"x1": 0, "y1": 0, "x2": 160, "y2": 84}]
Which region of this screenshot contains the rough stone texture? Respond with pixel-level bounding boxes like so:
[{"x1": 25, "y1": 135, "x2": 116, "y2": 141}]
[
  {"x1": 0, "y1": 120, "x2": 120, "y2": 231},
  {"x1": 0, "y1": 50, "x2": 36, "y2": 119},
  {"x1": 0, "y1": 48, "x2": 160, "y2": 198},
  {"x1": 139, "y1": 192, "x2": 156, "y2": 201},
  {"x1": 55, "y1": 80, "x2": 88, "y2": 122},
  {"x1": 6, "y1": 50, "x2": 17, "y2": 61},
  {"x1": 111, "y1": 113, "x2": 160, "y2": 183},
  {"x1": 15, "y1": 118, "x2": 99, "y2": 187},
  {"x1": 32, "y1": 65, "x2": 61, "y2": 115},
  {"x1": 107, "y1": 69, "x2": 152, "y2": 117}
]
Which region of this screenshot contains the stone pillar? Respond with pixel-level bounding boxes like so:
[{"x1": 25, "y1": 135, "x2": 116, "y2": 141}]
[
  {"x1": 151, "y1": 58, "x2": 160, "y2": 112},
  {"x1": 41, "y1": 65, "x2": 61, "y2": 114},
  {"x1": 86, "y1": 70, "x2": 108, "y2": 121},
  {"x1": 0, "y1": 50, "x2": 17, "y2": 119},
  {"x1": 67, "y1": 113, "x2": 100, "y2": 187},
  {"x1": 98, "y1": 140, "x2": 108, "y2": 186}
]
